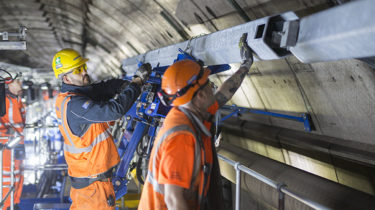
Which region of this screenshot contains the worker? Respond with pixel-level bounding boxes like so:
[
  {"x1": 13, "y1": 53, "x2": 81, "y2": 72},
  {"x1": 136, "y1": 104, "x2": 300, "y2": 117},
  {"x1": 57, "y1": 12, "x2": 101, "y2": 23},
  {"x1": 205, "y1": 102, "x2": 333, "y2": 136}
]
[
  {"x1": 52, "y1": 48, "x2": 151, "y2": 209},
  {"x1": 138, "y1": 33, "x2": 253, "y2": 210},
  {"x1": 0, "y1": 77, "x2": 25, "y2": 210}
]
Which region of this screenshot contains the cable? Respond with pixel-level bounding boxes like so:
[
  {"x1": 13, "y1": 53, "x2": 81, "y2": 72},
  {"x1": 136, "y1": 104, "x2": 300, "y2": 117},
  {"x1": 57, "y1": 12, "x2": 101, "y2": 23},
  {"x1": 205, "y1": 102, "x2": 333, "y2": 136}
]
[{"x1": 0, "y1": 68, "x2": 18, "y2": 84}]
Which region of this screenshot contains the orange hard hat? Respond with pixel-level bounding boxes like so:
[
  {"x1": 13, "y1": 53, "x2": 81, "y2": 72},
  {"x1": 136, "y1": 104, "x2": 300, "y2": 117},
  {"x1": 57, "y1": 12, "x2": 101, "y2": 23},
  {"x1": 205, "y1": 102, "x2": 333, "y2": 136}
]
[{"x1": 159, "y1": 59, "x2": 210, "y2": 106}]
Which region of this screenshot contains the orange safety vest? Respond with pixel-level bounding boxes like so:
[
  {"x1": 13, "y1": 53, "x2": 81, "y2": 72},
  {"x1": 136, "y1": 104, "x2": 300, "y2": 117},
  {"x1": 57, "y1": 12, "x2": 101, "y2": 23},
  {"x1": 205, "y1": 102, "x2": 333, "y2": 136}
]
[
  {"x1": 0, "y1": 95, "x2": 25, "y2": 136},
  {"x1": 55, "y1": 92, "x2": 120, "y2": 178},
  {"x1": 139, "y1": 106, "x2": 215, "y2": 210},
  {"x1": 0, "y1": 94, "x2": 25, "y2": 208}
]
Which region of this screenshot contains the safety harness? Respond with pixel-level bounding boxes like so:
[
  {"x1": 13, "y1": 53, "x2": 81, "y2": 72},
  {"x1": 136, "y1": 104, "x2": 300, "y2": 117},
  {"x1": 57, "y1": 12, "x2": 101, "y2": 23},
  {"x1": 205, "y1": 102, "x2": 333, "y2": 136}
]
[
  {"x1": 69, "y1": 168, "x2": 113, "y2": 189},
  {"x1": 179, "y1": 107, "x2": 212, "y2": 209}
]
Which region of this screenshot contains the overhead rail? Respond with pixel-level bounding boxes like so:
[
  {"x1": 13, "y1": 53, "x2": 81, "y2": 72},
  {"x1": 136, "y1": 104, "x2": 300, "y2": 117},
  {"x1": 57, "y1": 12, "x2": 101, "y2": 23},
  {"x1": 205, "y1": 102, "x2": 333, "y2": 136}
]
[
  {"x1": 218, "y1": 154, "x2": 330, "y2": 210},
  {"x1": 123, "y1": 0, "x2": 375, "y2": 74},
  {"x1": 0, "y1": 26, "x2": 27, "y2": 50}
]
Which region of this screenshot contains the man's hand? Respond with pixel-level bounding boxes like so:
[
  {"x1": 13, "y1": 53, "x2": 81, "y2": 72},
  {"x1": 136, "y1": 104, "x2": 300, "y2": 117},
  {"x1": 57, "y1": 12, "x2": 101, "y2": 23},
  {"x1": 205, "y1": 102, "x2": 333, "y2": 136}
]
[
  {"x1": 134, "y1": 63, "x2": 152, "y2": 85},
  {"x1": 214, "y1": 33, "x2": 254, "y2": 108},
  {"x1": 239, "y1": 33, "x2": 253, "y2": 69}
]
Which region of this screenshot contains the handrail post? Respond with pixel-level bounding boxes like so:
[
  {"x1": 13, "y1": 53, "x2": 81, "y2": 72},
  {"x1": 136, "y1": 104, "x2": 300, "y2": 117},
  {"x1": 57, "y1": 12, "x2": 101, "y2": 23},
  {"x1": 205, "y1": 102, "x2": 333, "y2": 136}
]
[
  {"x1": 234, "y1": 162, "x2": 241, "y2": 210},
  {"x1": 277, "y1": 183, "x2": 286, "y2": 210}
]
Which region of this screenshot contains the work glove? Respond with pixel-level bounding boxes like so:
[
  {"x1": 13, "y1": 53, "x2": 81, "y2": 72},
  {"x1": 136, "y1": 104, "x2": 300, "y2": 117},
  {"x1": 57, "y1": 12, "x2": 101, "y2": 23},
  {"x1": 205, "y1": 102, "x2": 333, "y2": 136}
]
[
  {"x1": 134, "y1": 63, "x2": 152, "y2": 85},
  {"x1": 239, "y1": 33, "x2": 253, "y2": 69}
]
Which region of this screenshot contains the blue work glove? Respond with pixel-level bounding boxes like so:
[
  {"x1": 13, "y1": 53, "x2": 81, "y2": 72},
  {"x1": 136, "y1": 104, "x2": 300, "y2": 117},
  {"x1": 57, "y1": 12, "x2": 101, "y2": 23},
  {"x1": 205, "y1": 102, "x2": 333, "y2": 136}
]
[
  {"x1": 239, "y1": 33, "x2": 253, "y2": 69},
  {"x1": 134, "y1": 63, "x2": 152, "y2": 85}
]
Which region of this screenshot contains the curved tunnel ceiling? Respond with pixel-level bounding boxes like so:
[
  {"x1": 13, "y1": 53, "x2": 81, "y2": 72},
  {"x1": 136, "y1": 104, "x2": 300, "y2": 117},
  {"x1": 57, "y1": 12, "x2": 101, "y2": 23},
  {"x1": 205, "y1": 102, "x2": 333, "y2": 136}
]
[
  {"x1": 3, "y1": 0, "x2": 375, "y2": 201},
  {"x1": 0, "y1": 0, "x2": 334, "y2": 83}
]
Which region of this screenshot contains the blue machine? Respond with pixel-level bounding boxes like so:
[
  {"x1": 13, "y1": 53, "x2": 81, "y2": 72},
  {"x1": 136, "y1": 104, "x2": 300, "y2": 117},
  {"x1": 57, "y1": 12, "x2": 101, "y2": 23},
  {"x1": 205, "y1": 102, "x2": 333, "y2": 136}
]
[
  {"x1": 112, "y1": 49, "x2": 231, "y2": 199},
  {"x1": 111, "y1": 48, "x2": 315, "y2": 200}
]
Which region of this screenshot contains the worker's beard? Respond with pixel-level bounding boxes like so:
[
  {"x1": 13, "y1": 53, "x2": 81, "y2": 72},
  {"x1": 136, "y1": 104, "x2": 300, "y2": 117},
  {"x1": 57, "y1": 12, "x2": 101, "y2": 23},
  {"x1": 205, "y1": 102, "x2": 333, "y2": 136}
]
[
  {"x1": 83, "y1": 75, "x2": 91, "y2": 85},
  {"x1": 16, "y1": 89, "x2": 23, "y2": 96}
]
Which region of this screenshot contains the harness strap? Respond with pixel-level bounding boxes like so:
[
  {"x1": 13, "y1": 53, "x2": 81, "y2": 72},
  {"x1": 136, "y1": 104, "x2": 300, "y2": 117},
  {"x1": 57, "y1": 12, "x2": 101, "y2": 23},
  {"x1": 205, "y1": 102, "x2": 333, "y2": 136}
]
[
  {"x1": 179, "y1": 107, "x2": 212, "y2": 208},
  {"x1": 70, "y1": 168, "x2": 113, "y2": 189}
]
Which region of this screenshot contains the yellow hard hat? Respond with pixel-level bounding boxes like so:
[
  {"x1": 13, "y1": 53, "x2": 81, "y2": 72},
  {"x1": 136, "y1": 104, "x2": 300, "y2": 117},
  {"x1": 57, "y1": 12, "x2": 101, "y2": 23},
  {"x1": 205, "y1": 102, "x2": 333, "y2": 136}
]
[{"x1": 52, "y1": 48, "x2": 89, "y2": 78}]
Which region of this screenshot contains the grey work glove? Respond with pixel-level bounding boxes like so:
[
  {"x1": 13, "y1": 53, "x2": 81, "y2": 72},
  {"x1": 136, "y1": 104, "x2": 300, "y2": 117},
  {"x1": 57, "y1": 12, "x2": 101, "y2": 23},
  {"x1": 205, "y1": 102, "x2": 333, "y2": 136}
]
[
  {"x1": 239, "y1": 33, "x2": 253, "y2": 69},
  {"x1": 134, "y1": 63, "x2": 152, "y2": 84}
]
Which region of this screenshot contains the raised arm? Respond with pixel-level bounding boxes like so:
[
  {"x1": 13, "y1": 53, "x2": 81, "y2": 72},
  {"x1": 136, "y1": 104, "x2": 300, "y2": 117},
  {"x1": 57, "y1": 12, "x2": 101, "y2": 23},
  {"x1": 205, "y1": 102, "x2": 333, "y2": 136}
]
[{"x1": 214, "y1": 33, "x2": 254, "y2": 108}]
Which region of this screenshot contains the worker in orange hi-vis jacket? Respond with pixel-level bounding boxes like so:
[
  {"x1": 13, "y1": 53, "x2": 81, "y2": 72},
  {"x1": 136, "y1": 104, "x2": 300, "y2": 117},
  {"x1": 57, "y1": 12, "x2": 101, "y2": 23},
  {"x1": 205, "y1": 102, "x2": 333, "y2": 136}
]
[
  {"x1": 52, "y1": 48, "x2": 151, "y2": 209},
  {"x1": 139, "y1": 33, "x2": 254, "y2": 210},
  {"x1": 0, "y1": 78, "x2": 26, "y2": 210}
]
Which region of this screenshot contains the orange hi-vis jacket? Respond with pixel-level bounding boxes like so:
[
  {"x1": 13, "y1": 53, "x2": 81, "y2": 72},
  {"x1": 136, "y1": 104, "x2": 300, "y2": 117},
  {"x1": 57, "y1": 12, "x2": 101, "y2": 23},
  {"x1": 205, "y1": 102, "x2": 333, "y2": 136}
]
[
  {"x1": 0, "y1": 94, "x2": 26, "y2": 136},
  {"x1": 0, "y1": 93, "x2": 25, "y2": 208},
  {"x1": 55, "y1": 92, "x2": 120, "y2": 178},
  {"x1": 139, "y1": 102, "x2": 219, "y2": 210}
]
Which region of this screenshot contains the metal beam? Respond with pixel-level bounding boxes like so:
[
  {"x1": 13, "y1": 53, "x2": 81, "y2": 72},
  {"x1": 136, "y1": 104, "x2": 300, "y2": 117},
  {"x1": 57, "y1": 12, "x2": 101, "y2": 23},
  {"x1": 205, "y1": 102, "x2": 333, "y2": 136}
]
[
  {"x1": 290, "y1": 0, "x2": 375, "y2": 63},
  {"x1": 122, "y1": 12, "x2": 298, "y2": 74},
  {"x1": 0, "y1": 41, "x2": 26, "y2": 50},
  {"x1": 122, "y1": 0, "x2": 375, "y2": 74}
]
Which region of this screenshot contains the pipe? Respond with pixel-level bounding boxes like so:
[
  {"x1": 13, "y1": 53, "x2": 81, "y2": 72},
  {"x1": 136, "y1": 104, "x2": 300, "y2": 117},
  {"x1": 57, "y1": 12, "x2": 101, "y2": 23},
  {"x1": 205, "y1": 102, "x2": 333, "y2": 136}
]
[
  {"x1": 217, "y1": 142, "x2": 375, "y2": 209},
  {"x1": 10, "y1": 149, "x2": 14, "y2": 210},
  {"x1": 0, "y1": 147, "x2": 3, "y2": 210},
  {"x1": 0, "y1": 187, "x2": 14, "y2": 208},
  {"x1": 235, "y1": 162, "x2": 241, "y2": 210},
  {"x1": 221, "y1": 117, "x2": 375, "y2": 167}
]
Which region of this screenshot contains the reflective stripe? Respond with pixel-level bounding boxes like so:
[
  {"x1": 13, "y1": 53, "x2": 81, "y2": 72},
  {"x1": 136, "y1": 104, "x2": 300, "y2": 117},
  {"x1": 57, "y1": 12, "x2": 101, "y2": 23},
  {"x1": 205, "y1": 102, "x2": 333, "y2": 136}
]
[
  {"x1": 179, "y1": 108, "x2": 213, "y2": 205},
  {"x1": 148, "y1": 124, "x2": 201, "y2": 195},
  {"x1": 8, "y1": 97, "x2": 13, "y2": 124},
  {"x1": 2, "y1": 177, "x2": 20, "y2": 182},
  {"x1": 11, "y1": 123, "x2": 23, "y2": 128},
  {"x1": 147, "y1": 170, "x2": 165, "y2": 194},
  {"x1": 60, "y1": 96, "x2": 75, "y2": 146},
  {"x1": 3, "y1": 170, "x2": 20, "y2": 175},
  {"x1": 64, "y1": 128, "x2": 111, "y2": 154}
]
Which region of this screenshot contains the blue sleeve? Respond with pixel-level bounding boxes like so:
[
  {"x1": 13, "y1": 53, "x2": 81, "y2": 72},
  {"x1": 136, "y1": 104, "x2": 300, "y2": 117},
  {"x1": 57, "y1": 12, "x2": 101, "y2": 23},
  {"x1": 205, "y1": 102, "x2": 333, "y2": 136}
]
[
  {"x1": 66, "y1": 83, "x2": 141, "y2": 136},
  {"x1": 90, "y1": 79, "x2": 128, "y2": 101}
]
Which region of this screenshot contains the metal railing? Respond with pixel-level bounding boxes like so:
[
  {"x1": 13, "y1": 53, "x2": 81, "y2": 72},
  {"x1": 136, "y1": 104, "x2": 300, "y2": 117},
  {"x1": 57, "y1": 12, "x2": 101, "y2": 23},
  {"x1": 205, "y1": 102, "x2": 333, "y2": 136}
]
[
  {"x1": 218, "y1": 154, "x2": 330, "y2": 210},
  {"x1": 0, "y1": 136, "x2": 17, "y2": 210},
  {"x1": 24, "y1": 164, "x2": 68, "y2": 171}
]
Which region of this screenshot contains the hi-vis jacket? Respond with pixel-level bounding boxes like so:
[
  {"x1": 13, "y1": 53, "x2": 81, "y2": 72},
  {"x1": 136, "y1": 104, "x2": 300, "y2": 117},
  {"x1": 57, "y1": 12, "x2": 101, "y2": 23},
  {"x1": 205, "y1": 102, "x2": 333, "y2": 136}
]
[
  {"x1": 0, "y1": 92, "x2": 26, "y2": 135},
  {"x1": 139, "y1": 102, "x2": 219, "y2": 210},
  {"x1": 0, "y1": 92, "x2": 26, "y2": 208},
  {"x1": 55, "y1": 80, "x2": 140, "y2": 178}
]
